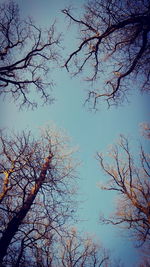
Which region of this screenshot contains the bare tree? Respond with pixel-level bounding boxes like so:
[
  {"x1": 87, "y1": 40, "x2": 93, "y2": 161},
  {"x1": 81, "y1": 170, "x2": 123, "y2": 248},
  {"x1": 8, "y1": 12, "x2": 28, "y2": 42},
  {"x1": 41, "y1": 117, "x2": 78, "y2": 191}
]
[
  {"x1": 62, "y1": 0, "x2": 150, "y2": 108},
  {"x1": 55, "y1": 228, "x2": 110, "y2": 267},
  {"x1": 0, "y1": 126, "x2": 78, "y2": 265},
  {"x1": 97, "y1": 133, "x2": 150, "y2": 249},
  {"x1": 27, "y1": 227, "x2": 122, "y2": 267},
  {"x1": 0, "y1": 1, "x2": 60, "y2": 109}
]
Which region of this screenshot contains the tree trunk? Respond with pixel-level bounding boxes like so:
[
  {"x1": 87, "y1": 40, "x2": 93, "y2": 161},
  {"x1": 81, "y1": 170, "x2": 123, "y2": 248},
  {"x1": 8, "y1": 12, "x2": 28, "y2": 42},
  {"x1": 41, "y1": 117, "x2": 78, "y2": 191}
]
[{"x1": 0, "y1": 155, "x2": 52, "y2": 264}]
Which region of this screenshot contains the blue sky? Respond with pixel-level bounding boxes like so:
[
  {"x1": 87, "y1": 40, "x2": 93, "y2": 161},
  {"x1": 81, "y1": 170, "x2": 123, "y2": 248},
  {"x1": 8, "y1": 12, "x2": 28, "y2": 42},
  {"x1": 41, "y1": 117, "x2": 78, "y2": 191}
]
[{"x1": 0, "y1": 0, "x2": 150, "y2": 266}]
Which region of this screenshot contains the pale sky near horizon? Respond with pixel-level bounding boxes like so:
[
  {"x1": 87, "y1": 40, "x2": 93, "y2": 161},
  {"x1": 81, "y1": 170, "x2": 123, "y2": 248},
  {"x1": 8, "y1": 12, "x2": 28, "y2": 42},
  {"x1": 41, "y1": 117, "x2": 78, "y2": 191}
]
[{"x1": 0, "y1": 0, "x2": 150, "y2": 266}]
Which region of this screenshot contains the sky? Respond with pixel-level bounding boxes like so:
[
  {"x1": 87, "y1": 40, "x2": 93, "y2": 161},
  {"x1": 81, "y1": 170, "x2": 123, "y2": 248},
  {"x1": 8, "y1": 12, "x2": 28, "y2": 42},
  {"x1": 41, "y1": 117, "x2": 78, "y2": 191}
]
[{"x1": 0, "y1": 0, "x2": 150, "y2": 266}]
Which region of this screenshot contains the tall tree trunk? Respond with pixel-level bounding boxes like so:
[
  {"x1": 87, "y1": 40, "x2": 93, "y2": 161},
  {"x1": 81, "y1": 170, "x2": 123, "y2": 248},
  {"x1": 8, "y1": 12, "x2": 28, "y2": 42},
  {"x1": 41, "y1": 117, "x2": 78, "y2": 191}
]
[{"x1": 0, "y1": 155, "x2": 52, "y2": 264}]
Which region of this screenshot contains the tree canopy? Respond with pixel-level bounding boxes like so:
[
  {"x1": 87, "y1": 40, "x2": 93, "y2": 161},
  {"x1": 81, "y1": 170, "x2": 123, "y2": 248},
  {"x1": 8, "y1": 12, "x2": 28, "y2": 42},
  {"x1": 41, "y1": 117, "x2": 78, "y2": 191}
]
[
  {"x1": 0, "y1": 127, "x2": 77, "y2": 265},
  {"x1": 0, "y1": 0, "x2": 149, "y2": 265},
  {"x1": 63, "y1": 0, "x2": 150, "y2": 108},
  {"x1": 98, "y1": 131, "x2": 150, "y2": 250},
  {"x1": 0, "y1": 1, "x2": 60, "y2": 109}
]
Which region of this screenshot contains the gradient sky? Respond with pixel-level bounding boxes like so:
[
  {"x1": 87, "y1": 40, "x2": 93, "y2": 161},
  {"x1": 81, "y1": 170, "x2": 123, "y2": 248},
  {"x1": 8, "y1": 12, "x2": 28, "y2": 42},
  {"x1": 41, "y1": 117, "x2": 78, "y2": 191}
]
[{"x1": 0, "y1": 0, "x2": 150, "y2": 266}]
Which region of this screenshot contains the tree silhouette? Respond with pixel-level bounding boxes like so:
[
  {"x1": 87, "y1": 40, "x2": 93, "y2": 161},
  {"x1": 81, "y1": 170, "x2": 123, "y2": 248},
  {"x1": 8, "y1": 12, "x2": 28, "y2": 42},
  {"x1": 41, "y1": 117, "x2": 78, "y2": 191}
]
[
  {"x1": 63, "y1": 0, "x2": 150, "y2": 108},
  {"x1": 0, "y1": 126, "x2": 77, "y2": 265},
  {"x1": 0, "y1": 1, "x2": 60, "y2": 109},
  {"x1": 98, "y1": 132, "x2": 150, "y2": 249},
  {"x1": 55, "y1": 228, "x2": 110, "y2": 267}
]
